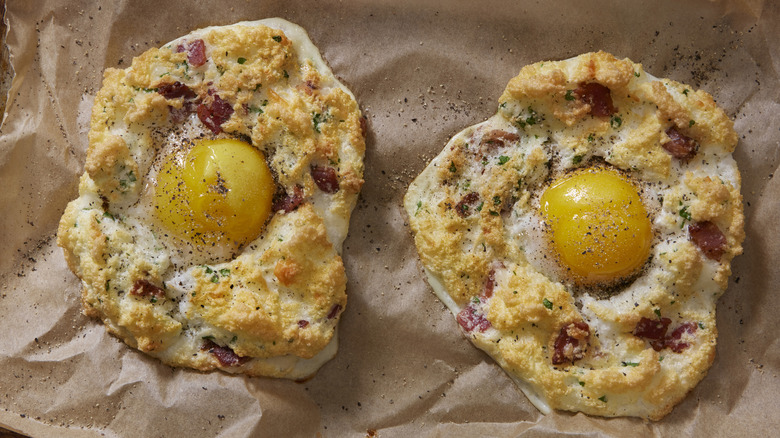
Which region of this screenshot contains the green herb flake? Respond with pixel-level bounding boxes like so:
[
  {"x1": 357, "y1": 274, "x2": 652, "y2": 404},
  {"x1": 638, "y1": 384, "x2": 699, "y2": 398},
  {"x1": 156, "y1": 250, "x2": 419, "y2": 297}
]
[
  {"x1": 105, "y1": 280, "x2": 111, "y2": 291},
  {"x1": 219, "y1": 268, "x2": 230, "y2": 277},
  {"x1": 634, "y1": 71, "x2": 640, "y2": 77},
  {"x1": 210, "y1": 274, "x2": 220, "y2": 283},
  {"x1": 249, "y1": 106, "x2": 264, "y2": 114},
  {"x1": 564, "y1": 89, "x2": 575, "y2": 101},
  {"x1": 103, "y1": 211, "x2": 114, "y2": 220},
  {"x1": 698, "y1": 322, "x2": 705, "y2": 329},
  {"x1": 272, "y1": 35, "x2": 282, "y2": 42},
  {"x1": 573, "y1": 154, "x2": 584, "y2": 165},
  {"x1": 493, "y1": 196, "x2": 501, "y2": 206},
  {"x1": 622, "y1": 361, "x2": 640, "y2": 367},
  {"x1": 498, "y1": 155, "x2": 510, "y2": 165},
  {"x1": 312, "y1": 112, "x2": 324, "y2": 133},
  {"x1": 283, "y1": 70, "x2": 289, "y2": 79},
  {"x1": 476, "y1": 202, "x2": 484, "y2": 212},
  {"x1": 679, "y1": 206, "x2": 692, "y2": 228},
  {"x1": 654, "y1": 308, "x2": 662, "y2": 318},
  {"x1": 237, "y1": 57, "x2": 247, "y2": 64},
  {"x1": 543, "y1": 298, "x2": 553, "y2": 310},
  {"x1": 578, "y1": 381, "x2": 585, "y2": 387},
  {"x1": 587, "y1": 133, "x2": 595, "y2": 142},
  {"x1": 191, "y1": 292, "x2": 197, "y2": 297},
  {"x1": 202, "y1": 335, "x2": 216, "y2": 341},
  {"x1": 471, "y1": 296, "x2": 480, "y2": 304},
  {"x1": 204, "y1": 266, "x2": 213, "y2": 274},
  {"x1": 598, "y1": 395, "x2": 607, "y2": 403},
  {"x1": 489, "y1": 210, "x2": 499, "y2": 216},
  {"x1": 682, "y1": 89, "x2": 689, "y2": 96},
  {"x1": 610, "y1": 116, "x2": 622, "y2": 129},
  {"x1": 150, "y1": 297, "x2": 158, "y2": 304},
  {"x1": 689, "y1": 119, "x2": 696, "y2": 127},
  {"x1": 230, "y1": 336, "x2": 238, "y2": 343},
  {"x1": 415, "y1": 200, "x2": 422, "y2": 215}
]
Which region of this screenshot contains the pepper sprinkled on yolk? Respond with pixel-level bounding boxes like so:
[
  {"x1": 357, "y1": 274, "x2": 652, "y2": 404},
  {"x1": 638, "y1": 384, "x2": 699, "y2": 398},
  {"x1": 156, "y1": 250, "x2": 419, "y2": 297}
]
[
  {"x1": 540, "y1": 167, "x2": 652, "y2": 284},
  {"x1": 154, "y1": 138, "x2": 274, "y2": 247}
]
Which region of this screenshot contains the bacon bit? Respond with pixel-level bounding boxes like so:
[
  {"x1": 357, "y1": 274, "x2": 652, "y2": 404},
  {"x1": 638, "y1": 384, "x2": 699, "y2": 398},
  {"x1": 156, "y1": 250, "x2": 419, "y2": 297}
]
[
  {"x1": 201, "y1": 340, "x2": 248, "y2": 367},
  {"x1": 177, "y1": 39, "x2": 207, "y2": 67},
  {"x1": 197, "y1": 94, "x2": 234, "y2": 134},
  {"x1": 272, "y1": 185, "x2": 304, "y2": 213},
  {"x1": 157, "y1": 81, "x2": 196, "y2": 100},
  {"x1": 689, "y1": 221, "x2": 727, "y2": 260},
  {"x1": 633, "y1": 317, "x2": 672, "y2": 351},
  {"x1": 130, "y1": 279, "x2": 165, "y2": 299},
  {"x1": 454, "y1": 192, "x2": 480, "y2": 218},
  {"x1": 456, "y1": 303, "x2": 491, "y2": 333},
  {"x1": 311, "y1": 165, "x2": 339, "y2": 193},
  {"x1": 327, "y1": 304, "x2": 343, "y2": 319},
  {"x1": 666, "y1": 322, "x2": 698, "y2": 353},
  {"x1": 662, "y1": 127, "x2": 698, "y2": 160},
  {"x1": 574, "y1": 82, "x2": 616, "y2": 117},
  {"x1": 481, "y1": 130, "x2": 520, "y2": 149},
  {"x1": 297, "y1": 320, "x2": 309, "y2": 328},
  {"x1": 481, "y1": 269, "x2": 496, "y2": 300},
  {"x1": 552, "y1": 322, "x2": 590, "y2": 365}
]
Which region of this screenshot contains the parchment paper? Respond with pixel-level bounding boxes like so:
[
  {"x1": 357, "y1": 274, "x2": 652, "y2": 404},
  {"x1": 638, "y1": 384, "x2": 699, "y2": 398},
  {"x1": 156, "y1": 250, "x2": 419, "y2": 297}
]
[{"x1": 1, "y1": 0, "x2": 778, "y2": 436}]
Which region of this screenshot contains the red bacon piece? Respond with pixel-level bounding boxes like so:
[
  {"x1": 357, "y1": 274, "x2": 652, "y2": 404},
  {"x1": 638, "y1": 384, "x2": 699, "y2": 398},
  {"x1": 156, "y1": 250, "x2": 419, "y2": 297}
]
[
  {"x1": 327, "y1": 304, "x2": 343, "y2": 319},
  {"x1": 689, "y1": 221, "x2": 727, "y2": 261},
  {"x1": 552, "y1": 321, "x2": 590, "y2": 365},
  {"x1": 310, "y1": 165, "x2": 339, "y2": 193},
  {"x1": 201, "y1": 340, "x2": 248, "y2": 367},
  {"x1": 272, "y1": 185, "x2": 304, "y2": 213},
  {"x1": 481, "y1": 130, "x2": 520, "y2": 148},
  {"x1": 197, "y1": 94, "x2": 234, "y2": 134},
  {"x1": 456, "y1": 303, "x2": 491, "y2": 333},
  {"x1": 454, "y1": 192, "x2": 480, "y2": 218},
  {"x1": 633, "y1": 317, "x2": 672, "y2": 351},
  {"x1": 481, "y1": 269, "x2": 496, "y2": 300},
  {"x1": 662, "y1": 127, "x2": 698, "y2": 160},
  {"x1": 297, "y1": 320, "x2": 309, "y2": 328},
  {"x1": 665, "y1": 322, "x2": 698, "y2": 353},
  {"x1": 177, "y1": 39, "x2": 207, "y2": 67},
  {"x1": 574, "y1": 82, "x2": 616, "y2": 117},
  {"x1": 157, "y1": 81, "x2": 196, "y2": 100},
  {"x1": 130, "y1": 279, "x2": 165, "y2": 299}
]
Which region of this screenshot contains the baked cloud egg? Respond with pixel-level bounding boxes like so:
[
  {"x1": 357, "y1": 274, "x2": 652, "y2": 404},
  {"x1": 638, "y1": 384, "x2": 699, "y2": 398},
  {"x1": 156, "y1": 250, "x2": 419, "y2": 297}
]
[
  {"x1": 58, "y1": 19, "x2": 365, "y2": 379},
  {"x1": 404, "y1": 52, "x2": 743, "y2": 419}
]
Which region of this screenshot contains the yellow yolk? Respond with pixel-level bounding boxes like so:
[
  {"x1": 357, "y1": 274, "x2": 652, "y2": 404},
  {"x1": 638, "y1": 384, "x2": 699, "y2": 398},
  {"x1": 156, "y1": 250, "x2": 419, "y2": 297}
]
[
  {"x1": 154, "y1": 138, "x2": 274, "y2": 248},
  {"x1": 540, "y1": 167, "x2": 652, "y2": 284}
]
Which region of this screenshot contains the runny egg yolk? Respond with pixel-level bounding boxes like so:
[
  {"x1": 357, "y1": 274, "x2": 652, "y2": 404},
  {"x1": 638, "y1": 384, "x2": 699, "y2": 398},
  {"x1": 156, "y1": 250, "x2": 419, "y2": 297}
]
[
  {"x1": 154, "y1": 138, "x2": 274, "y2": 248},
  {"x1": 540, "y1": 167, "x2": 652, "y2": 284}
]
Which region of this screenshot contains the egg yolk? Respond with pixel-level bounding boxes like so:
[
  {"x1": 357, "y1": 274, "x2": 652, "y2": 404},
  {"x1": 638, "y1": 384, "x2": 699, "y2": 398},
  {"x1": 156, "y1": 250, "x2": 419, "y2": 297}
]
[
  {"x1": 154, "y1": 138, "x2": 274, "y2": 248},
  {"x1": 540, "y1": 167, "x2": 652, "y2": 284}
]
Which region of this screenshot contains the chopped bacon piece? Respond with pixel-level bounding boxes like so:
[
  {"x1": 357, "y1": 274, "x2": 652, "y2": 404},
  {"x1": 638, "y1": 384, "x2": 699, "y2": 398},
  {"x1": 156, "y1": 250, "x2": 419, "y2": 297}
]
[
  {"x1": 197, "y1": 94, "x2": 234, "y2": 134},
  {"x1": 327, "y1": 304, "x2": 343, "y2": 319},
  {"x1": 481, "y1": 130, "x2": 520, "y2": 148},
  {"x1": 574, "y1": 82, "x2": 616, "y2": 117},
  {"x1": 481, "y1": 269, "x2": 496, "y2": 300},
  {"x1": 297, "y1": 320, "x2": 309, "y2": 328},
  {"x1": 552, "y1": 322, "x2": 590, "y2": 365},
  {"x1": 662, "y1": 127, "x2": 698, "y2": 160},
  {"x1": 454, "y1": 192, "x2": 480, "y2": 218},
  {"x1": 456, "y1": 303, "x2": 491, "y2": 333},
  {"x1": 633, "y1": 317, "x2": 672, "y2": 351},
  {"x1": 177, "y1": 39, "x2": 207, "y2": 67},
  {"x1": 157, "y1": 81, "x2": 196, "y2": 100},
  {"x1": 665, "y1": 322, "x2": 698, "y2": 353},
  {"x1": 272, "y1": 185, "x2": 304, "y2": 213},
  {"x1": 689, "y1": 221, "x2": 727, "y2": 261},
  {"x1": 310, "y1": 165, "x2": 339, "y2": 193},
  {"x1": 130, "y1": 279, "x2": 165, "y2": 299},
  {"x1": 201, "y1": 340, "x2": 248, "y2": 367}
]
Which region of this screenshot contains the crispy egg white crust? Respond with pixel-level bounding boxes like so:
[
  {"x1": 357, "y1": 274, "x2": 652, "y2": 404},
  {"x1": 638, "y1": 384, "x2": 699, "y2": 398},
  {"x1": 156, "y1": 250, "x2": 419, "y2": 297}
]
[
  {"x1": 58, "y1": 19, "x2": 365, "y2": 379},
  {"x1": 404, "y1": 52, "x2": 743, "y2": 419}
]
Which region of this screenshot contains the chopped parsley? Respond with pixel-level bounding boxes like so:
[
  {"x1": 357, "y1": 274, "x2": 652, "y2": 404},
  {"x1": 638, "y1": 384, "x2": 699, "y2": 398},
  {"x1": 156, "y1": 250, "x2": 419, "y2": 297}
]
[
  {"x1": 415, "y1": 200, "x2": 422, "y2": 215},
  {"x1": 622, "y1": 361, "x2": 640, "y2": 367},
  {"x1": 679, "y1": 206, "x2": 692, "y2": 228},
  {"x1": 489, "y1": 210, "x2": 499, "y2": 216},
  {"x1": 476, "y1": 202, "x2": 484, "y2": 212},
  {"x1": 564, "y1": 90, "x2": 575, "y2": 101},
  {"x1": 272, "y1": 35, "x2": 282, "y2": 42},
  {"x1": 471, "y1": 296, "x2": 480, "y2": 304},
  {"x1": 283, "y1": 70, "x2": 289, "y2": 79},
  {"x1": 598, "y1": 395, "x2": 607, "y2": 402},
  {"x1": 587, "y1": 133, "x2": 595, "y2": 142},
  {"x1": 572, "y1": 154, "x2": 584, "y2": 165},
  {"x1": 219, "y1": 268, "x2": 231, "y2": 277},
  {"x1": 210, "y1": 274, "x2": 220, "y2": 283},
  {"x1": 312, "y1": 112, "x2": 325, "y2": 133},
  {"x1": 654, "y1": 308, "x2": 662, "y2": 318},
  {"x1": 498, "y1": 155, "x2": 510, "y2": 165},
  {"x1": 237, "y1": 57, "x2": 247, "y2": 64},
  {"x1": 610, "y1": 115, "x2": 622, "y2": 129},
  {"x1": 542, "y1": 298, "x2": 553, "y2": 310},
  {"x1": 682, "y1": 89, "x2": 689, "y2": 96},
  {"x1": 634, "y1": 71, "x2": 640, "y2": 77},
  {"x1": 698, "y1": 322, "x2": 705, "y2": 329},
  {"x1": 493, "y1": 195, "x2": 501, "y2": 206},
  {"x1": 689, "y1": 119, "x2": 696, "y2": 127}
]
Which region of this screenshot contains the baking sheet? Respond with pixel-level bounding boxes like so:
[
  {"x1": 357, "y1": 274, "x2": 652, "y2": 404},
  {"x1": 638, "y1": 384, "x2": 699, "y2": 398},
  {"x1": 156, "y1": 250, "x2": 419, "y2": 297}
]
[{"x1": 0, "y1": 0, "x2": 778, "y2": 436}]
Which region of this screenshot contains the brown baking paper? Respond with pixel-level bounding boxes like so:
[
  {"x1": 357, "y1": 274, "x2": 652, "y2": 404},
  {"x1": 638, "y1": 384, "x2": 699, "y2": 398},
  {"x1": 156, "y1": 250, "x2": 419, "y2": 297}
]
[{"x1": 1, "y1": 0, "x2": 778, "y2": 436}]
